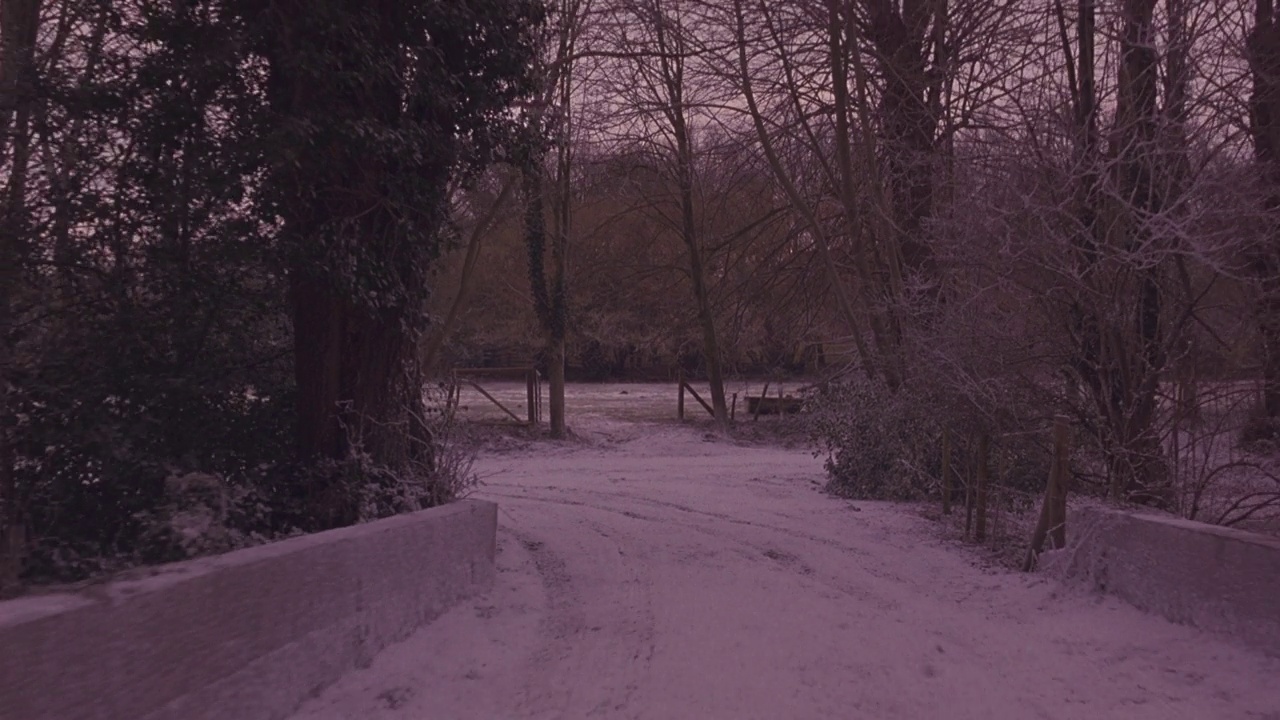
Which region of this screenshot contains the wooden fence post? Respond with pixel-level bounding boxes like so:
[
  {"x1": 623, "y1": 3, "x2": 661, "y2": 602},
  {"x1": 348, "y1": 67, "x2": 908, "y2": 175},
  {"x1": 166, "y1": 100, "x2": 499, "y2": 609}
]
[
  {"x1": 975, "y1": 433, "x2": 990, "y2": 543},
  {"x1": 1049, "y1": 419, "x2": 1069, "y2": 550},
  {"x1": 990, "y1": 486, "x2": 1000, "y2": 549},
  {"x1": 1023, "y1": 418, "x2": 1070, "y2": 571},
  {"x1": 753, "y1": 380, "x2": 771, "y2": 422},
  {"x1": 941, "y1": 428, "x2": 953, "y2": 515},
  {"x1": 964, "y1": 435, "x2": 975, "y2": 541},
  {"x1": 526, "y1": 370, "x2": 536, "y2": 425},
  {"x1": 678, "y1": 369, "x2": 685, "y2": 421},
  {"x1": 992, "y1": 453, "x2": 1009, "y2": 549}
]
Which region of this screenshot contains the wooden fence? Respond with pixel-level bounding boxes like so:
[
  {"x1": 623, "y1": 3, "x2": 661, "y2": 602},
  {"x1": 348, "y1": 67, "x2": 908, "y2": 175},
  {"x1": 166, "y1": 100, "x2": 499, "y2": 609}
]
[
  {"x1": 676, "y1": 372, "x2": 806, "y2": 422},
  {"x1": 451, "y1": 367, "x2": 541, "y2": 426},
  {"x1": 938, "y1": 419, "x2": 1071, "y2": 571}
]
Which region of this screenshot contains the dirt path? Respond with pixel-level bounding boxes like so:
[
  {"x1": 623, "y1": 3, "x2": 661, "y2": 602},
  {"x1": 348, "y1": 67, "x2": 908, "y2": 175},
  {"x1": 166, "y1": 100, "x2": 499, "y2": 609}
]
[{"x1": 290, "y1": 423, "x2": 1280, "y2": 720}]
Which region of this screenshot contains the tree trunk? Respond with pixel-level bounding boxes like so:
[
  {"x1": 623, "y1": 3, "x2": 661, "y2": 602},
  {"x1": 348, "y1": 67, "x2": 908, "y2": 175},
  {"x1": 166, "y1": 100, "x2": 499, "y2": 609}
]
[
  {"x1": 521, "y1": 135, "x2": 570, "y2": 438},
  {"x1": 291, "y1": 272, "x2": 427, "y2": 465},
  {"x1": 684, "y1": 230, "x2": 730, "y2": 430},
  {"x1": 548, "y1": 336, "x2": 566, "y2": 437},
  {"x1": 1111, "y1": 0, "x2": 1167, "y2": 503},
  {"x1": 1250, "y1": 0, "x2": 1280, "y2": 428},
  {"x1": 661, "y1": 16, "x2": 728, "y2": 430},
  {"x1": 1063, "y1": 0, "x2": 1169, "y2": 505},
  {"x1": 0, "y1": 0, "x2": 42, "y2": 590},
  {"x1": 864, "y1": 0, "x2": 942, "y2": 284},
  {"x1": 731, "y1": 0, "x2": 880, "y2": 383},
  {"x1": 676, "y1": 156, "x2": 729, "y2": 428},
  {"x1": 290, "y1": 275, "x2": 348, "y2": 460},
  {"x1": 673, "y1": 115, "x2": 729, "y2": 430},
  {"x1": 549, "y1": 42, "x2": 573, "y2": 440},
  {"x1": 825, "y1": 0, "x2": 904, "y2": 387},
  {"x1": 265, "y1": 1, "x2": 433, "y2": 471}
]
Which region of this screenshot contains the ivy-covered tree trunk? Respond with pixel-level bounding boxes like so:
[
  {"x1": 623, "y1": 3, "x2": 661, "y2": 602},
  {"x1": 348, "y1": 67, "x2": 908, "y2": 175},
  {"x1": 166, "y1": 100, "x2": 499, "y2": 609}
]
[
  {"x1": 524, "y1": 0, "x2": 590, "y2": 440},
  {"x1": 547, "y1": 337, "x2": 567, "y2": 436},
  {"x1": 289, "y1": 276, "x2": 421, "y2": 464},
  {"x1": 521, "y1": 138, "x2": 569, "y2": 438},
  {"x1": 548, "y1": 132, "x2": 570, "y2": 440},
  {"x1": 289, "y1": 279, "x2": 344, "y2": 460},
  {"x1": 255, "y1": 0, "x2": 544, "y2": 467},
  {"x1": 263, "y1": 4, "x2": 419, "y2": 466}
]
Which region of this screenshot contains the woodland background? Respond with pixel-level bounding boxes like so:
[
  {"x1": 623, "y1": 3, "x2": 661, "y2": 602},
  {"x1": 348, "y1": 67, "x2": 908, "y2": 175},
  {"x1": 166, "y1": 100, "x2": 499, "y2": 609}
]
[{"x1": 2, "y1": 0, "x2": 1279, "y2": 588}]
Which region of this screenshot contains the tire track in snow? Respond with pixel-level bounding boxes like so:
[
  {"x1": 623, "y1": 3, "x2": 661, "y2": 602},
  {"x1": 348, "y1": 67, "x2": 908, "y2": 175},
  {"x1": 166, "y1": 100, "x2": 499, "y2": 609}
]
[
  {"x1": 484, "y1": 487, "x2": 904, "y2": 612},
  {"x1": 499, "y1": 506, "x2": 655, "y2": 719},
  {"x1": 481, "y1": 479, "x2": 1280, "y2": 720},
  {"x1": 291, "y1": 424, "x2": 1280, "y2": 720}
]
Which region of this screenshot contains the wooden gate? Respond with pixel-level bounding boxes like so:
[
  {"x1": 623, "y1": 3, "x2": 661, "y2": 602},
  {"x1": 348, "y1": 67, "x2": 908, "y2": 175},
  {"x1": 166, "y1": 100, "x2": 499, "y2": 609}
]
[{"x1": 451, "y1": 367, "x2": 542, "y2": 425}]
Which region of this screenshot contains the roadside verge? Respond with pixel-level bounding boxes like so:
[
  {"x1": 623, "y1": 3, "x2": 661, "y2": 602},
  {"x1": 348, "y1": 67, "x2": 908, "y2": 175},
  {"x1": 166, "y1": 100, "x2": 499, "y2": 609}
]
[{"x1": 1045, "y1": 505, "x2": 1280, "y2": 657}]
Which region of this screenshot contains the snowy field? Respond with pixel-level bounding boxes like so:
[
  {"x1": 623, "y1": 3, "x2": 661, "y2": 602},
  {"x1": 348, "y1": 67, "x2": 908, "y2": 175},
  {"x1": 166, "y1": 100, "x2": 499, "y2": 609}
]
[
  {"x1": 291, "y1": 385, "x2": 1280, "y2": 720},
  {"x1": 448, "y1": 379, "x2": 809, "y2": 426}
]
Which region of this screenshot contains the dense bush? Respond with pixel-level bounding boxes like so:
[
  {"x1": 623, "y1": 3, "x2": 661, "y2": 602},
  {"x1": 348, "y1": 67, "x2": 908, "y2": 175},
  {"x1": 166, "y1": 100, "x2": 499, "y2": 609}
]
[
  {"x1": 807, "y1": 378, "x2": 945, "y2": 501},
  {"x1": 20, "y1": 387, "x2": 476, "y2": 584},
  {"x1": 1, "y1": 0, "x2": 539, "y2": 589},
  {"x1": 807, "y1": 374, "x2": 1055, "y2": 504}
]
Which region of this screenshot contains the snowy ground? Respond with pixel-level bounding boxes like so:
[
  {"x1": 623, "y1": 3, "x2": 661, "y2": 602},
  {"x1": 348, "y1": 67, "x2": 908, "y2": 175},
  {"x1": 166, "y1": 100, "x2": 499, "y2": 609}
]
[
  {"x1": 448, "y1": 378, "x2": 810, "y2": 426},
  {"x1": 291, "y1": 387, "x2": 1280, "y2": 720}
]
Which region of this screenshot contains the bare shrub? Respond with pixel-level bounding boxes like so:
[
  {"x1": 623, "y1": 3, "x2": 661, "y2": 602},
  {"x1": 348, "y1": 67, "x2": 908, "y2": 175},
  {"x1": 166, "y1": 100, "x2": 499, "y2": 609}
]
[{"x1": 1167, "y1": 380, "x2": 1280, "y2": 533}]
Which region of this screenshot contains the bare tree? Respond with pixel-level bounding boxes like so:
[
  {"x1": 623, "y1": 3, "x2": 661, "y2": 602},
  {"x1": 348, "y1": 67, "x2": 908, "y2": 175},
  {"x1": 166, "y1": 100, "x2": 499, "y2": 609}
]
[
  {"x1": 422, "y1": 173, "x2": 520, "y2": 373},
  {"x1": 596, "y1": 0, "x2": 733, "y2": 428},
  {"x1": 521, "y1": 0, "x2": 592, "y2": 439},
  {"x1": 722, "y1": 0, "x2": 1029, "y2": 388}
]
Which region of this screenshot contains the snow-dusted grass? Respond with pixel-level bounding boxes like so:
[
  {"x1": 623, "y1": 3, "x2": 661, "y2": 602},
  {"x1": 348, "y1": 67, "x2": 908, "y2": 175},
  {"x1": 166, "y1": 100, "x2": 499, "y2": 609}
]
[
  {"x1": 451, "y1": 378, "x2": 810, "y2": 427},
  {"x1": 1163, "y1": 382, "x2": 1280, "y2": 534},
  {"x1": 290, "y1": 413, "x2": 1280, "y2": 720}
]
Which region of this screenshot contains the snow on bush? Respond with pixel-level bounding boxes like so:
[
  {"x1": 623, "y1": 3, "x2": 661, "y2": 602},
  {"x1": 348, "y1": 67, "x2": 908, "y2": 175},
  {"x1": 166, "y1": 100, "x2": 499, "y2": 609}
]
[{"x1": 807, "y1": 378, "x2": 943, "y2": 501}]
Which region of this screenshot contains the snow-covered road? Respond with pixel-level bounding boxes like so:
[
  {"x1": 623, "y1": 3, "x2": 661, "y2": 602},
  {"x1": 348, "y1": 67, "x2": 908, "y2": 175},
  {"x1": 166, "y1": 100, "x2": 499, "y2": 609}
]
[{"x1": 291, "y1": 423, "x2": 1280, "y2": 720}]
